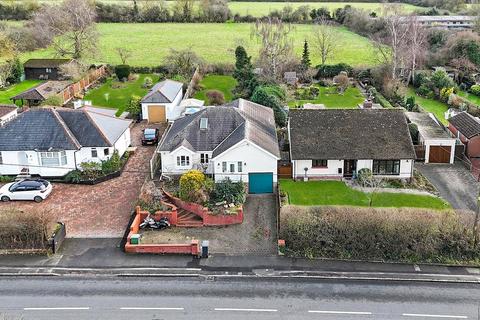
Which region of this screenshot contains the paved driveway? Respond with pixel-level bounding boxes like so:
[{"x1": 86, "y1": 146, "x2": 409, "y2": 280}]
[
  {"x1": 0, "y1": 122, "x2": 165, "y2": 238},
  {"x1": 416, "y1": 163, "x2": 479, "y2": 211}
]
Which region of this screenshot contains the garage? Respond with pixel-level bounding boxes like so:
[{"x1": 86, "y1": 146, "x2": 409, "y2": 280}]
[
  {"x1": 429, "y1": 145, "x2": 451, "y2": 163},
  {"x1": 248, "y1": 173, "x2": 273, "y2": 194},
  {"x1": 147, "y1": 105, "x2": 166, "y2": 123}
]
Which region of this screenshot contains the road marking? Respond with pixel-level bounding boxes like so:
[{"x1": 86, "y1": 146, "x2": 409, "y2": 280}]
[
  {"x1": 214, "y1": 308, "x2": 278, "y2": 312},
  {"x1": 308, "y1": 310, "x2": 372, "y2": 315},
  {"x1": 402, "y1": 313, "x2": 468, "y2": 319},
  {"x1": 120, "y1": 307, "x2": 184, "y2": 311},
  {"x1": 24, "y1": 307, "x2": 90, "y2": 311}
]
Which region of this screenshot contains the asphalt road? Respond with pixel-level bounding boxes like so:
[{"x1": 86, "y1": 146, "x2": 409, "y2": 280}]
[{"x1": 0, "y1": 277, "x2": 478, "y2": 320}]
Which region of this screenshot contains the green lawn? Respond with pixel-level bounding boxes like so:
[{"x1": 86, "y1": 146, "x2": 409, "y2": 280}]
[
  {"x1": 406, "y1": 88, "x2": 449, "y2": 125},
  {"x1": 194, "y1": 74, "x2": 237, "y2": 103},
  {"x1": 0, "y1": 80, "x2": 43, "y2": 106},
  {"x1": 288, "y1": 85, "x2": 365, "y2": 108},
  {"x1": 280, "y1": 180, "x2": 450, "y2": 210},
  {"x1": 83, "y1": 74, "x2": 156, "y2": 113},
  {"x1": 19, "y1": 23, "x2": 379, "y2": 67},
  {"x1": 457, "y1": 90, "x2": 480, "y2": 106}
]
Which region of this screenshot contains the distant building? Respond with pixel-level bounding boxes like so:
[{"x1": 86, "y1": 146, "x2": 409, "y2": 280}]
[
  {"x1": 400, "y1": 16, "x2": 475, "y2": 29},
  {"x1": 23, "y1": 59, "x2": 73, "y2": 81}
]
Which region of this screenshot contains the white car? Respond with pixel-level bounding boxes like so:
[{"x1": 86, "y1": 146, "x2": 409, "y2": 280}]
[{"x1": 0, "y1": 179, "x2": 53, "y2": 203}]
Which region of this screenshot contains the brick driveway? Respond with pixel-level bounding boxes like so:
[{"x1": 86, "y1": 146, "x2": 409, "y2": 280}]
[{"x1": 0, "y1": 122, "x2": 165, "y2": 238}]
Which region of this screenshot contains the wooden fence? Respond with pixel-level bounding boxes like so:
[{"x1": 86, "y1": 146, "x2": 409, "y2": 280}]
[{"x1": 60, "y1": 65, "x2": 107, "y2": 105}]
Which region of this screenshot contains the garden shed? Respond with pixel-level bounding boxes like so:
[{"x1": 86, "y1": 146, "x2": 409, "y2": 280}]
[{"x1": 406, "y1": 112, "x2": 456, "y2": 164}]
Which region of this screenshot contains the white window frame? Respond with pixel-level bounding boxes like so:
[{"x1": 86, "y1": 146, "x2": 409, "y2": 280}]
[
  {"x1": 176, "y1": 155, "x2": 190, "y2": 167},
  {"x1": 91, "y1": 148, "x2": 98, "y2": 158},
  {"x1": 40, "y1": 151, "x2": 67, "y2": 167}
]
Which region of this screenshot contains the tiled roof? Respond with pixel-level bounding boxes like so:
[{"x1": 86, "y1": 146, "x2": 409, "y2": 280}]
[
  {"x1": 141, "y1": 79, "x2": 183, "y2": 103},
  {"x1": 448, "y1": 112, "x2": 480, "y2": 139}
]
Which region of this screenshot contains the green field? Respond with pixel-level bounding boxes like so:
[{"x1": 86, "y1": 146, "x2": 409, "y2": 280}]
[
  {"x1": 288, "y1": 85, "x2": 364, "y2": 108},
  {"x1": 19, "y1": 23, "x2": 379, "y2": 67},
  {"x1": 194, "y1": 74, "x2": 237, "y2": 103},
  {"x1": 0, "y1": 80, "x2": 43, "y2": 106},
  {"x1": 280, "y1": 180, "x2": 450, "y2": 209},
  {"x1": 406, "y1": 88, "x2": 449, "y2": 125},
  {"x1": 83, "y1": 74, "x2": 156, "y2": 113}
]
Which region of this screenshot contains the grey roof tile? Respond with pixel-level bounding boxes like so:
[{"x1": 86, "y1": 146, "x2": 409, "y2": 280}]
[
  {"x1": 448, "y1": 111, "x2": 480, "y2": 139},
  {"x1": 141, "y1": 79, "x2": 183, "y2": 103}
]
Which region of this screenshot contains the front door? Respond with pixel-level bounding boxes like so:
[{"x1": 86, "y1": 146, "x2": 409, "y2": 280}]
[{"x1": 343, "y1": 160, "x2": 357, "y2": 178}]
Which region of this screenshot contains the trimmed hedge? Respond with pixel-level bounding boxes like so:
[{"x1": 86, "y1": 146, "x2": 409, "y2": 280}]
[
  {"x1": 315, "y1": 63, "x2": 353, "y2": 79},
  {"x1": 115, "y1": 64, "x2": 131, "y2": 80},
  {"x1": 280, "y1": 205, "x2": 480, "y2": 264}
]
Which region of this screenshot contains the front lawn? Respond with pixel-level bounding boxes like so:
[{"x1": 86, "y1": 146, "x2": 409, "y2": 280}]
[
  {"x1": 280, "y1": 180, "x2": 450, "y2": 210},
  {"x1": 83, "y1": 74, "x2": 156, "y2": 114},
  {"x1": 406, "y1": 88, "x2": 449, "y2": 125},
  {"x1": 194, "y1": 74, "x2": 237, "y2": 103},
  {"x1": 288, "y1": 85, "x2": 364, "y2": 109},
  {"x1": 0, "y1": 80, "x2": 43, "y2": 106}
]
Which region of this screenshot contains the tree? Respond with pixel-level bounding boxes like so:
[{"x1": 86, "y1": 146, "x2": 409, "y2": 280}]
[
  {"x1": 356, "y1": 168, "x2": 385, "y2": 207},
  {"x1": 6, "y1": 57, "x2": 22, "y2": 84},
  {"x1": 233, "y1": 46, "x2": 257, "y2": 98},
  {"x1": 32, "y1": 0, "x2": 98, "y2": 59},
  {"x1": 252, "y1": 17, "x2": 294, "y2": 81},
  {"x1": 333, "y1": 71, "x2": 349, "y2": 94},
  {"x1": 251, "y1": 85, "x2": 287, "y2": 127},
  {"x1": 312, "y1": 17, "x2": 336, "y2": 65},
  {"x1": 164, "y1": 48, "x2": 203, "y2": 79},
  {"x1": 404, "y1": 16, "x2": 428, "y2": 84},
  {"x1": 59, "y1": 61, "x2": 88, "y2": 81},
  {"x1": 301, "y1": 39, "x2": 311, "y2": 70},
  {"x1": 126, "y1": 95, "x2": 142, "y2": 119},
  {"x1": 199, "y1": 0, "x2": 231, "y2": 22},
  {"x1": 172, "y1": 0, "x2": 195, "y2": 22},
  {"x1": 116, "y1": 47, "x2": 132, "y2": 65}
]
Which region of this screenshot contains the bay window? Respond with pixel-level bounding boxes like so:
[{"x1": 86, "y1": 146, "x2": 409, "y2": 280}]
[
  {"x1": 40, "y1": 151, "x2": 67, "y2": 167},
  {"x1": 372, "y1": 160, "x2": 400, "y2": 175}
]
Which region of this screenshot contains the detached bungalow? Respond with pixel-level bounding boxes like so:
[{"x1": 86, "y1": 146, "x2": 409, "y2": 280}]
[
  {"x1": 158, "y1": 99, "x2": 280, "y2": 194},
  {"x1": 141, "y1": 79, "x2": 183, "y2": 123},
  {"x1": 0, "y1": 108, "x2": 131, "y2": 177},
  {"x1": 288, "y1": 109, "x2": 416, "y2": 180}
]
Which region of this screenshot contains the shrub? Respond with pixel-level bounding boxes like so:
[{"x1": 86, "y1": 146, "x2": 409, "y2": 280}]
[
  {"x1": 430, "y1": 69, "x2": 455, "y2": 92},
  {"x1": 206, "y1": 89, "x2": 225, "y2": 105},
  {"x1": 209, "y1": 179, "x2": 246, "y2": 206},
  {"x1": 79, "y1": 161, "x2": 102, "y2": 180},
  {"x1": 357, "y1": 168, "x2": 373, "y2": 187},
  {"x1": 440, "y1": 87, "x2": 454, "y2": 102},
  {"x1": 101, "y1": 151, "x2": 121, "y2": 174},
  {"x1": 251, "y1": 85, "x2": 287, "y2": 127},
  {"x1": 412, "y1": 72, "x2": 429, "y2": 89},
  {"x1": 0, "y1": 175, "x2": 14, "y2": 183},
  {"x1": 143, "y1": 76, "x2": 153, "y2": 88},
  {"x1": 64, "y1": 170, "x2": 82, "y2": 183},
  {"x1": 470, "y1": 84, "x2": 480, "y2": 97},
  {"x1": 405, "y1": 96, "x2": 416, "y2": 111},
  {"x1": 315, "y1": 63, "x2": 353, "y2": 79},
  {"x1": 279, "y1": 206, "x2": 480, "y2": 263},
  {"x1": 179, "y1": 170, "x2": 212, "y2": 204},
  {"x1": 409, "y1": 123, "x2": 419, "y2": 145},
  {"x1": 41, "y1": 95, "x2": 63, "y2": 107},
  {"x1": 416, "y1": 84, "x2": 431, "y2": 97},
  {"x1": 115, "y1": 64, "x2": 131, "y2": 81},
  {"x1": 126, "y1": 95, "x2": 142, "y2": 118}
]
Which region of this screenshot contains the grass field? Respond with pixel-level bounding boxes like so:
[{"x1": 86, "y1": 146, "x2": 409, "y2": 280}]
[
  {"x1": 458, "y1": 90, "x2": 480, "y2": 106},
  {"x1": 0, "y1": 80, "x2": 43, "y2": 106},
  {"x1": 406, "y1": 88, "x2": 449, "y2": 125},
  {"x1": 280, "y1": 180, "x2": 450, "y2": 209},
  {"x1": 83, "y1": 74, "x2": 156, "y2": 113},
  {"x1": 194, "y1": 75, "x2": 237, "y2": 103},
  {"x1": 19, "y1": 23, "x2": 379, "y2": 67},
  {"x1": 288, "y1": 85, "x2": 364, "y2": 108}
]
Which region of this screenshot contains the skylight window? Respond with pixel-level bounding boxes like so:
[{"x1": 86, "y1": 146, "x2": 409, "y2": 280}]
[{"x1": 200, "y1": 118, "x2": 208, "y2": 130}]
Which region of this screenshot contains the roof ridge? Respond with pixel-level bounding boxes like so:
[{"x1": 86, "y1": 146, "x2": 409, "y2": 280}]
[
  {"x1": 86, "y1": 109, "x2": 131, "y2": 122},
  {"x1": 50, "y1": 108, "x2": 82, "y2": 150},
  {"x1": 82, "y1": 110, "x2": 113, "y2": 146}
]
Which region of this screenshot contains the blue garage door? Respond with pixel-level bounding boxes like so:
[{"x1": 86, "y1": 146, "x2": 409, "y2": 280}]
[{"x1": 248, "y1": 173, "x2": 273, "y2": 194}]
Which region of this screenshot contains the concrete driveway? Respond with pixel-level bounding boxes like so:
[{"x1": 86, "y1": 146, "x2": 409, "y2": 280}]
[{"x1": 416, "y1": 163, "x2": 479, "y2": 211}]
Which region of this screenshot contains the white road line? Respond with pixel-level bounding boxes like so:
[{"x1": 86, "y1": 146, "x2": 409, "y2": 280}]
[
  {"x1": 214, "y1": 308, "x2": 278, "y2": 312},
  {"x1": 402, "y1": 313, "x2": 468, "y2": 319},
  {"x1": 120, "y1": 307, "x2": 184, "y2": 311},
  {"x1": 24, "y1": 307, "x2": 90, "y2": 311},
  {"x1": 308, "y1": 310, "x2": 372, "y2": 315}
]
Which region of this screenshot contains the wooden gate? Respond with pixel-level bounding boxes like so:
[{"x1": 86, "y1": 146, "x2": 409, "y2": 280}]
[{"x1": 278, "y1": 162, "x2": 292, "y2": 178}]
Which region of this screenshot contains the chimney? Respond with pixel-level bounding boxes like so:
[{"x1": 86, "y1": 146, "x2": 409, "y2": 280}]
[{"x1": 363, "y1": 99, "x2": 373, "y2": 109}]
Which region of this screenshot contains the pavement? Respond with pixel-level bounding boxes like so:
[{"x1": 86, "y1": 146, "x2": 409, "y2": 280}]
[
  {"x1": 0, "y1": 276, "x2": 478, "y2": 319},
  {"x1": 0, "y1": 123, "x2": 165, "y2": 237},
  {"x1": 415, "y1": 162, "x2": 479, "y2": 211}
]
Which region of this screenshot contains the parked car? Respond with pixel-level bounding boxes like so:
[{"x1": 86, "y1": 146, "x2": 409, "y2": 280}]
[
  {"x1": 142, "y1": 128, "x2": 160, "y2": 145},
  {"x1": 0, "y1": 179, "x2": 53, "y2": 203}
]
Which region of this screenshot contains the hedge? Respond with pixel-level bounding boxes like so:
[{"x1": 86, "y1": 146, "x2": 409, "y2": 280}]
[
  {"x1": 280, "y1": 205, "x2": 480, "y2": 264},
  {"x1": 315, "y1": 63, "x2": 353, "y2": 79}
]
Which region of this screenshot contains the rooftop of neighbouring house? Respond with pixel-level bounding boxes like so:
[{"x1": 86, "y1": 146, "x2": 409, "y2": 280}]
[
  {"x1": 158, "y1": 99, "x2": 280, "y2": 158},
  {"x1": 289, "y1": 108, "x2": 416, "y2": 160},
  {"x1": 448, "y1": 111, "x2": 480, "y2": 139},
  {"x1": 141, "y1": 79, "x2": 183, "y2": 104},
  {"x1": 10, "y1": 81, "x2": 71, "y2": 101},
  {"x1": 0, "y1": 107, "x2": 131, "y2": 151},
  {"x1": 0, "y1": 105, "x2": 17, "y2": 118},
  {"x1": 23, "y1": 58, "x2": 73, "y2": 68},
  {"x1": 406, "y1": 112, "x2": 453, "y2": 140}
]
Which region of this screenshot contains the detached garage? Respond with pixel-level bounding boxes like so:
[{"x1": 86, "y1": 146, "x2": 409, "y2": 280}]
[{"x1": 406, "y1": 112, "x2": 456, "y2": 164}]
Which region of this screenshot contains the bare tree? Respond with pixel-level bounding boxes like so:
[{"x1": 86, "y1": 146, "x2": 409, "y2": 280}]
[
  {"x1": 116, "y1": 47, "x2": 132, "y2": 65},
  {"x1": 333, "y1": 71, "x2": 349, "y2": 94},
  {"x1": 358, "y1": 168, "x2": 385, "y2": 207},
  {"x1": 252, "y1": 17, "x2": 294, "y2": 81},
  {"x1": 312, "y1": 17, "x2": 337, "y2": 65},
  {"x1": 32, "y1": 0, "x2": 98, "y2": 59},
  {"x1": 164, "y1": 47, "x2": 203, "y2": 79},
  {"x1": 404, "y1": 15, "x2": 428, "y2": 84},
  {"x1": 59, "y1": 61, "x2": 89, "y2": 81},
  {"x1": 371, "y1": 4, "x2": 409, "y2": 80}
]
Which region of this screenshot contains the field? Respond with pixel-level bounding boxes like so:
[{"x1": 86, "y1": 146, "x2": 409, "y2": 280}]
[
  {"x1": 194, "y1": 75, "x2": 237, "y2": 103},
  {"x1": 0, "y1": 80, "x2": 43, "y2": 106},
  {"x1": 288, "y1": 85, "x2": 364, "y2": 108},
  {"x1": 279, "y1": 180, "x2": 450, "y2": 209},
  {"x1": 19, "y1": 23, "x2": 379, "y2": 67},
  {"x1": 83, "y1": 74, "x2": 156, "y2": 114}
]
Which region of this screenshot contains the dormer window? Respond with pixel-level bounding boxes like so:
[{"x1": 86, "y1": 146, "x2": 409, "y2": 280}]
[{"x1": 200, "y1": 118, "x2": 208, "y2": 130}]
